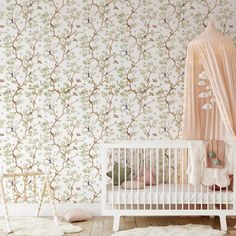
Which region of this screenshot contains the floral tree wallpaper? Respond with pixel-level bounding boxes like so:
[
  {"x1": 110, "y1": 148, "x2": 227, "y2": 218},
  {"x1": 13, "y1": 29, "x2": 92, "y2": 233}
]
[{"x1": 0, "y1": 0, "x2": 235, "y2": 203}]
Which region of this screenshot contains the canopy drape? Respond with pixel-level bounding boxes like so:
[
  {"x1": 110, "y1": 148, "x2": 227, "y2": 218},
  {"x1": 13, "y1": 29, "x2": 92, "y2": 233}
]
[{"x1": 182, "y1": 20, "x2": 236, "y2": 141}]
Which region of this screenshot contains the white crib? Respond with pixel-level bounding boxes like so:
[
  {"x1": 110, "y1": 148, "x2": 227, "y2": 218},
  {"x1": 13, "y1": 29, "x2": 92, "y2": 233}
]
[{"x1": 101, "y1": 140, "x2": 236, "y2": 232}]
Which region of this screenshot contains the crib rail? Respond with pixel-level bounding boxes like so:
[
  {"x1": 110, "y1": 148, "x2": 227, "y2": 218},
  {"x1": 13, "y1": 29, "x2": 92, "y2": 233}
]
[{"x1": 101, "y1": 140, "x2": 236, "y2": 217}]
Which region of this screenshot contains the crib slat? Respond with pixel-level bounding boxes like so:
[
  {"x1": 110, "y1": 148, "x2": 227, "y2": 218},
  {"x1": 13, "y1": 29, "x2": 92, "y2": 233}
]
[
  {"x1": 234, "y1": 150, "x2": 236, "y2": 211},
  {"x1": 162, "y1": 148, "x2": 165, "y2": 209},
  {"x1": 156, "y1": 149, "x2": 159, "y2": 209},
  {"x1": 150, "y1": 149, "x2": 152, "y2": 210},
  {"x1": 144, "y1": 148, "x2": 146, "y2": 210},
  {"x1": 174, "y1": 148, "x2": 177, "y2": 210},
  {"x1": 131, "y1": 148, "x2": 133, "y2": 210},
  {"x1": 181, "y1": 149, "x2": 184, "y2": 210},
  {"x1": 118, "y1": 148, "x2": 120, "y2": 210},
  {"x1": 187, "y1": 150, "x2": 190, "y2": 210},
  {"x1": 220, "y1": 187, "x2": 222, "y2": 210},
  {"x1": 112, "y1": 149, "x2": 114, "y2": 210},
  {"x1": 124, "y1": 148, "x2": 127, "y2": 210},
  {"x1": 137, "y1": 148, "x2": 140, "y2": 210},
  {"x1": 168, "y1": 148, "x2": 171, "y2": 210},
  {"x1": 214, "y1": 184, "x2": 216, "y2": 210},
  {"x1": 207, "y1": 183, "x2": 209, "y2": 210},
  {"x1": 187, "y1": 184, "x2": 190, "y2": 210},
  {"x1": 201, "y1": 184, "x2": 203, "y2": 210},
  {"x1": 226, "y1": 185, "x2": 228, "y2": 210}
]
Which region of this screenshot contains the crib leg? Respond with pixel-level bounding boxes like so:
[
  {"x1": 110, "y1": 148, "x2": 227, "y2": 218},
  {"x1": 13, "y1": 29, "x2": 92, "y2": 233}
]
[
  {"x1": 0, "y1": 175, "x2": 12, "y2": 233},
  {"x1": 219, "y1": 215, "x2": 227, "y2": 231},
  {"x1": 113, "y1": 215, "x2": 120, "y2": 232}
]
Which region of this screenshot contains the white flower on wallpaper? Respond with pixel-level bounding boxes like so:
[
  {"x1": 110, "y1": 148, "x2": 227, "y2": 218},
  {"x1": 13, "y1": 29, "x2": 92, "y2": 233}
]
[
  {"x1": 198, "y1": 70, "x2": 216, "y2": 110},
  {"x1": 0, "y1": 0, "x2": 235, "y2": 203}
]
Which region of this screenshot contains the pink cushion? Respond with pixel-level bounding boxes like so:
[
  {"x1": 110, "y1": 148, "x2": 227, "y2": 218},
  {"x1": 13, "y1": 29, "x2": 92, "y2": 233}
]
[
  {"x1": 63, "y1": 208, "x2": 92, "y2": 223},
  {"x1": 121, "y1": 181, "x2": 144, "y2": 189},
  {"x1": 135, "y1": 168, "x2": 156, "y2": 186}
]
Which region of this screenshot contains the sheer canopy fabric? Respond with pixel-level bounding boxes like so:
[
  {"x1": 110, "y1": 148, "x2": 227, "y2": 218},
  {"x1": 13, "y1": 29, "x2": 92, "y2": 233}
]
[{"x1": 182, "y1": 34, "x2": 236, "y2": 141}]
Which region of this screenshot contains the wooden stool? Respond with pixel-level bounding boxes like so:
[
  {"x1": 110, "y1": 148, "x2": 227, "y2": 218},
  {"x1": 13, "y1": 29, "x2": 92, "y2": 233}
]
[{"x1": 0, "y1": 172, "x2": 59, "y2": 233}]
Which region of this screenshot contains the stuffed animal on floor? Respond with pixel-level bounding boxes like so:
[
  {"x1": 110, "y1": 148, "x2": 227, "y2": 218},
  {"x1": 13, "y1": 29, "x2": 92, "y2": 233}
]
[
  {"x1": 106, "y1": 161, "x2": 131, "y2": 186},
  {"x1": 63, "y1": 208, "x2": 92, "y2": 223}
]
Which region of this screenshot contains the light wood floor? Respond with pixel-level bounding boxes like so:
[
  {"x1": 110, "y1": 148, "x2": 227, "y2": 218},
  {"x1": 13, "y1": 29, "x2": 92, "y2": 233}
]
[
  {"x1": 1, "y1": 216, "x2": 236, "y2": 235},
  {"x1": 66, "y1": 216, "x2": 236, "y2": 236}
]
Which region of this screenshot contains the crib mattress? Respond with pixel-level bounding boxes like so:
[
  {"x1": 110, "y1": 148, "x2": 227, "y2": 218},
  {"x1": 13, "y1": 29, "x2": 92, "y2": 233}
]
[{"x1": 106, "y1": 184, "x2": 233, "y2": 204}]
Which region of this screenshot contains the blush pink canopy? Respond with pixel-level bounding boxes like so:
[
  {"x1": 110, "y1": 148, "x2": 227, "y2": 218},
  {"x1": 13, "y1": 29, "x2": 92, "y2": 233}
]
[{"x1": 182, "y1": 17, "x2": 236, "y2": 141}]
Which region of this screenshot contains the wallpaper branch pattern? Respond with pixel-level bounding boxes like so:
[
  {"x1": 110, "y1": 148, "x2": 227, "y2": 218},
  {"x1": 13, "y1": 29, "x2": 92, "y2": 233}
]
[{"x1": 0, "y1": 0, "x2": 235, "y2": 203}]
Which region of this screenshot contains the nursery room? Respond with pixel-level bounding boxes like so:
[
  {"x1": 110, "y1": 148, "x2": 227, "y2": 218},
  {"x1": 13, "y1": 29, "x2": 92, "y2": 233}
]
[{"x1": 0, "y1": 0, "x2": 236, "y2": 235}]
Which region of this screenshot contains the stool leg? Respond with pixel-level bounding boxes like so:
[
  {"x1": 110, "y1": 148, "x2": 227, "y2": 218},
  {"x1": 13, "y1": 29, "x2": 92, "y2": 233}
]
[
  {"x1": 45, "y1": 175, "x2": 59, "y2": 225},
  {"x1": 0, "y1": 176, "x2": 12, "y2": 233},
  {"x1": 35, "y1": 178, "x2": 46, "y2": 217}
]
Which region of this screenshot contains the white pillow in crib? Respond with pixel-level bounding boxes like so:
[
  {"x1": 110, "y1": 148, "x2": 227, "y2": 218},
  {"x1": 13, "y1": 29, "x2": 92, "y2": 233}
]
[
  {"x1": 63, "y1": 208, "x2": 92, "y2": 223},
  {"x1": 121, "y1": 181, "x2": 144, "y2": 189}
]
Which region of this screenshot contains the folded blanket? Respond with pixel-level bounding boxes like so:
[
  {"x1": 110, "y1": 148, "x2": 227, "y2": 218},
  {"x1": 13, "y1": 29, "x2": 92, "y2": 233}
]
[
  {"x1": 188, "y1": 141, "x2": 229, "y2": 188},
  {"x1": 206, "y1": 140, "x2": 225, "y2": 168}
]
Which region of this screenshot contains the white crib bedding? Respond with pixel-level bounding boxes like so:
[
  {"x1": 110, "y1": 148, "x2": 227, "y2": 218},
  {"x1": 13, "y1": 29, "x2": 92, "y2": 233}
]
[{"x1": 106, "y1": 184, "x2": 233, "y2": 204}]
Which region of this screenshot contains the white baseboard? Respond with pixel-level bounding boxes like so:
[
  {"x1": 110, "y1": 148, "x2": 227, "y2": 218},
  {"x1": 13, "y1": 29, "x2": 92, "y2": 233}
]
[{"x1": 0, "y1": 203, "x2": 101, "y2": 217}]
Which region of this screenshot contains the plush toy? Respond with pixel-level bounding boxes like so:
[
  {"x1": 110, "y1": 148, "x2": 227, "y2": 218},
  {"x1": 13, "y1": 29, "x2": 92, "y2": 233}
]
[{"x1": 106, "y1": 161, "x2": 131, "y2": 186}]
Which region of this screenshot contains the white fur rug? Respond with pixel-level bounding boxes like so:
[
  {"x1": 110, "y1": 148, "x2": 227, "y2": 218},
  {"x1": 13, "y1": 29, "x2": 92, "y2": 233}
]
[
  {"x1": 112, "y1": 224, "x2": 225, "y2": 236},
  {"x1": 0, "y1": 217, "x2": 82, "y2": 236}
]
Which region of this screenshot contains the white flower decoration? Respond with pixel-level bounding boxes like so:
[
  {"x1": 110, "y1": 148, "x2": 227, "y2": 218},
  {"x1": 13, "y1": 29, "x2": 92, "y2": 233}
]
[
  {"x1": 198, "y1": 70, "x2": 216, "y2": 110},
  {"x1": 202, "y1": 103, "x2": 212, "y2": 110},
  {"x1": 198, "y1": 80, "x2": 206, "y2": 86}
]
